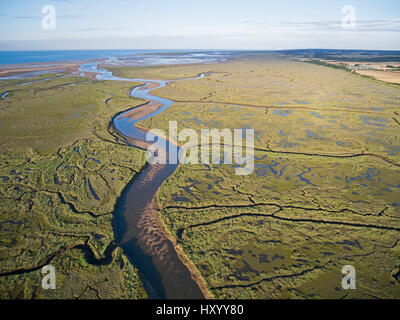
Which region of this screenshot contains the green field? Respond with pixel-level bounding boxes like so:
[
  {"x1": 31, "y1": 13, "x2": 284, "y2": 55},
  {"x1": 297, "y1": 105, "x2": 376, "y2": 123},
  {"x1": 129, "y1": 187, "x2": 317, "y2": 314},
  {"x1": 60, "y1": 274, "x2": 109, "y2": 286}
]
[{"x1": 0, "y1": 74, "x2": 148, "y2": 298}]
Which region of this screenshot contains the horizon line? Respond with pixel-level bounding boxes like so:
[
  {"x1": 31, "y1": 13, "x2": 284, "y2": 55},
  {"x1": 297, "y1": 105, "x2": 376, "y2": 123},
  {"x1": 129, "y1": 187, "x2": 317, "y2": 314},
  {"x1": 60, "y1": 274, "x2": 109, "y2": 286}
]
[{"x1": 1, "y1": 48, "x2": 400, "y2": 52}]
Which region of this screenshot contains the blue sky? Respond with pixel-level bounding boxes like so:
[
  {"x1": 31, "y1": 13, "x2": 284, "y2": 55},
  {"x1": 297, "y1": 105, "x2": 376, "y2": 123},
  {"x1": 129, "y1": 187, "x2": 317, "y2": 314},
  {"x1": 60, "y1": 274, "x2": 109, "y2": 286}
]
[{"x1": 0, "y1": 0, "x2": 399, "y2": 50}]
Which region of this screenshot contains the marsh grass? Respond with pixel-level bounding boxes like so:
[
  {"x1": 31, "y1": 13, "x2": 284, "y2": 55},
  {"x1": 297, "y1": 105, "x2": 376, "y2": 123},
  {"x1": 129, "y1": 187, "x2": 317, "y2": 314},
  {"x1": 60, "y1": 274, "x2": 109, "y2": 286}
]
[
  {"x1": 0, "y1": 75, "x2": 148, "y2": 298},
  {"x1": 138, "y1": 57, "x2": 400, "y2": 298}
]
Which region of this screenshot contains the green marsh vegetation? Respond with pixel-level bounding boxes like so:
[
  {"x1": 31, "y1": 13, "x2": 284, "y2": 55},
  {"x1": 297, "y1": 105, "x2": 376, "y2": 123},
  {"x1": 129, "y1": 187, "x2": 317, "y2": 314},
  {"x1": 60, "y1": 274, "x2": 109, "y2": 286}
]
[
  {"x1": 137, "y1": 56, "x2": 400, "y2": 298},
  {"x1": 0, "y1": 74, "x2": 148, "y2": 298},
  {"x1": 106, "y1": 63, "x2": 216, "y2": 80},
  {"x1": 1, "y1": 54, "x2": 399, "y2": 299}
]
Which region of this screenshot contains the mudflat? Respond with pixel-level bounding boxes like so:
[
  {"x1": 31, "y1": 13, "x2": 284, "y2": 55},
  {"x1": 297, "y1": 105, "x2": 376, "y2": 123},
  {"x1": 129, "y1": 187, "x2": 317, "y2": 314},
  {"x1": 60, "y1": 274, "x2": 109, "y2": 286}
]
[{"x1": 0, "y1": 61, "x2": 82, "y2": 77}]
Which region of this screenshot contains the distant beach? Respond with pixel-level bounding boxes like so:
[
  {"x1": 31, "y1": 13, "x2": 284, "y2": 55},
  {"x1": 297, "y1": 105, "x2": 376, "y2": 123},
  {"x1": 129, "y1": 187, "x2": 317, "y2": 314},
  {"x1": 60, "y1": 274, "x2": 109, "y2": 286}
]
[{"x1": 0, "y1": 50, "x2": 232, "y2": 79}]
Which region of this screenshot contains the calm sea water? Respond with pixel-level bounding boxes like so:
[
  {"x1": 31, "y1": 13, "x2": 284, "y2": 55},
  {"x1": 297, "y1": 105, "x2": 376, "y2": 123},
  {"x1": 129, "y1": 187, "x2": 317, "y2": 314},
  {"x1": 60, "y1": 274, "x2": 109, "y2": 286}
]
[{"x1": 0, "y1": 50, "x2": 230, "y2": 66}]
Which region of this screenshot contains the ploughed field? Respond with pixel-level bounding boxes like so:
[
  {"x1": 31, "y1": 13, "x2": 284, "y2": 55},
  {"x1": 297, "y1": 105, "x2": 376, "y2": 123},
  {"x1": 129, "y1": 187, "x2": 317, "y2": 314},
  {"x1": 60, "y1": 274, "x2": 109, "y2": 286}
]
[
  {"x1": 133, "y1": 55, "x2": 400, "y2": 298},
  {"x1": 0, "y1": 74, "x2": 147, "y2": 298}
]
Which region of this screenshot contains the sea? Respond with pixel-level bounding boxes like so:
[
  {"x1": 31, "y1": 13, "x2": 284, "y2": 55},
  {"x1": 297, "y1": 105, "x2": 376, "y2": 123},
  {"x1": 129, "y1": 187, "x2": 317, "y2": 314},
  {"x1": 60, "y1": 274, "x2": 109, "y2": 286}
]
[{"x1": 0, "y1": 49, "x2": 231, "y2": 66}]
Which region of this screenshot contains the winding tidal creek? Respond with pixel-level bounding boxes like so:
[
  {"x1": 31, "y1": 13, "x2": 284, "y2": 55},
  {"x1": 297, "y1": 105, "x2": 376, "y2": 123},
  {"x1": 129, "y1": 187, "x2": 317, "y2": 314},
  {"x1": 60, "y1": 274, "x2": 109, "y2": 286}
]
[{"x1": 80, "y1": 63, "x2": 206, "y2": 299}]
